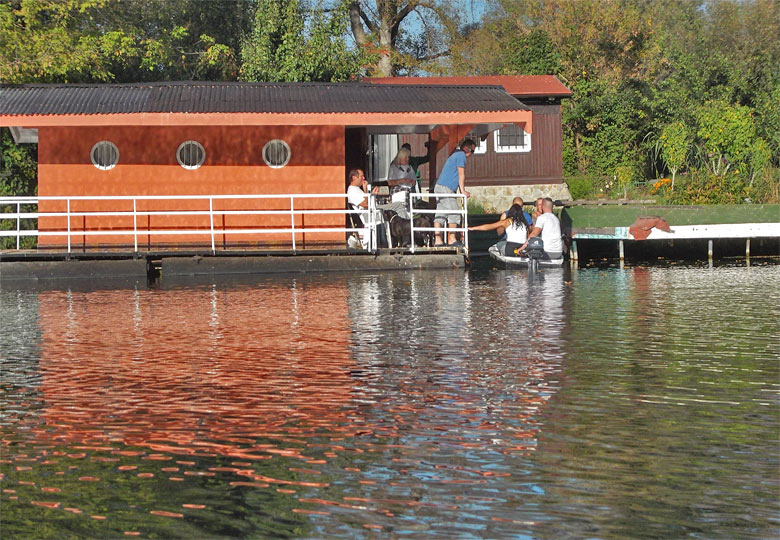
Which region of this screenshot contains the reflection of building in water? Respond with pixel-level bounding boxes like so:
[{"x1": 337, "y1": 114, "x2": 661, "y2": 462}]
[{"x1": 33, "y1": 283, "x2": 356, "y2": 457}]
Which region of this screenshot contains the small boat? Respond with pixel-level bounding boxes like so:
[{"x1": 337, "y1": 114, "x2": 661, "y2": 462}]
[{"x1": 488, "y1": 241, "x2": 565, "y2": 267}]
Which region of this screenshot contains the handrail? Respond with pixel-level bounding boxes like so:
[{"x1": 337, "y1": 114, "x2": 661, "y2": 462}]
[
  {"x1": 407, "y1": 191, "x2": 469, "y2": 255},
  {"x1": 0, "y1": 192, "x2": 469, "y2": 255},
  {"x1": 0, "y1": 194, "x2": 371, "y2": 255}
]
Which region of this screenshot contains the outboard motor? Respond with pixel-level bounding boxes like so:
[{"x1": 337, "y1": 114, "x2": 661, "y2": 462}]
[{"x1": 525, "y1": 237, "x2": 545, "y2": 273}]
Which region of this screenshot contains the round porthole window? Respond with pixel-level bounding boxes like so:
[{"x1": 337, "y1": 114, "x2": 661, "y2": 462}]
[
  {"x1": 90, "y1": 141, "x2": 119, "y2": 170},
  {"x1": 262, "y1": 139, "x2": 291, "y2": 168},
  {"x1": 177, "y1": 140, "x2": 206, "y2": 170}
]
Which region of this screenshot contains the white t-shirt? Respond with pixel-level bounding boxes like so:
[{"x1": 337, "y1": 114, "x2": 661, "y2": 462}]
[
  {"x1": 535, "y1": 212, "x2": 562, "y2": 253},
  {"x1": 347, "y1": 185, "x2": 366, "y2": 208},
  {"x1": 505, "y1": 219, "x2": 528, "y2": 244},
  {"x1": 347, "y1": 185, "x2": 367, "y2": 225}
]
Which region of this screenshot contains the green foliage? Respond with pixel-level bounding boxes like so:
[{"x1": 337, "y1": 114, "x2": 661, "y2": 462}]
[
  {"x1": 240, "y1": 0, "x2": 362, "y2": 82},
  {"x1": 564, "y1": 78, "x2": 644, "y2": 179},
  {"x1": 661, "y1": 170, "x2": 748, "y2": 205},
  {"x1": 467, "y1": 198, "x2": 486, "y2": 215},
  {"x1": 747, "y1": 167, "x2": 780, "y2": 204},
  {"x1": 1, "y1": 129, "x2": 36, "y2": 196},
  {"x1": 0, "y1": 0, "x2": 253, "y2": 83},
  {"x1": 614, "y1": 164, "x2": 636, "y2": 199},
  {"x1": 748, "y1": 138, "x2": 772, "y2": 186},
  {"x1": 503, "y1": 29, "x2": 562, "y2": 76},
  {"x1": 1, "y1": 128, "x2": 37, "y2": 248},
  {"x1": 565, "y1": 175, "x2": 600, "y2": 200},
  {"x1": 659, "y1": 121, "x2": 690, "y2": 189},
  {"x1": 695, "y1": 100, "x2": 756, "y2": 173},
  {"x1": 753, "y1": 85, "x2": 780, "y2": 162}
]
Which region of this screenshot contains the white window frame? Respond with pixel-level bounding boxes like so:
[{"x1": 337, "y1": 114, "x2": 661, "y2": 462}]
[
  {"x1": 262, "y1": 139, "x2": 291, "y2": 169},
  {"x1": 466, "y1": 132, "x2": 487, "y2": 154},
  {"x1": 493, "y1": 124, "x2": 531, "y2": 153},
  {"x1": 177, "y1": 140, "x2": 206, "y2": 170},
  {"x1": 90, "y1": 141, "x2": 119, "y2": 170}
]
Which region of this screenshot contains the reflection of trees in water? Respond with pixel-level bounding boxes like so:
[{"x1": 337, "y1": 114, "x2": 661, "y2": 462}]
[{"x1": 534, "y1": 267, "x2": 780, "y2": 539}]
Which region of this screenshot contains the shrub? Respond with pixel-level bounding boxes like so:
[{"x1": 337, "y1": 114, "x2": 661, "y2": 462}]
[
  {"x1": 746, "y1": 167, "x2": 780, "y2": 204},
  {"x1": 662, "y1": 170, "x2": 747, "y2": 205},
  {"x1": 658, "y1": 121, "x2": 690, "y2": 190},
  {"x1": 566, "y1": 175, "x2": 599, "y2": 200},
  {"x1": 467, "y1": 198, "x2": 487, "y2": 215}
]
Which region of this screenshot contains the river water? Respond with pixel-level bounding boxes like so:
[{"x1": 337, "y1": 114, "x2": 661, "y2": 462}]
[{"x1": 1, "y1": 263, "x2": 778, "y2": 539}]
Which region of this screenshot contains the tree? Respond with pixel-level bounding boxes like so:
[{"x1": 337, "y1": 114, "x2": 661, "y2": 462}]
[
  {"x1": 240, "y1": 0, "x2": 362, "y2": 82},
  {"x1": 659, "y1": 121, "x2": 690, "y2": 191},
  {"x1": 347, "y1": 1, "x2": 453, "y2": 76},
  {"x1": 502, "y1": 28, "x2": 562, "y2": 76},
  {"x1": 0, "y1": 0, "x2": 253, "y2": 84},
  {"x1": 696, "y1": 100, "x2": 756, "y2": 176}
]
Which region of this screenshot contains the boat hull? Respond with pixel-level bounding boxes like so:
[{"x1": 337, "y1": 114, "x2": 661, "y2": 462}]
[{"x1": 488, "y1": 241, "x2": 565, "y2": 267}]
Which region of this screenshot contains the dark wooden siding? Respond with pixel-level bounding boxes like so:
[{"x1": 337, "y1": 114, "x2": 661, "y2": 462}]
[{"x1": 402, "y1": 104, "x2": 563, "y2": 187}]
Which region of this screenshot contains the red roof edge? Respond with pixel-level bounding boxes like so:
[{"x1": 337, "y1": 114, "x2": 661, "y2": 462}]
[{"x1": 365, "y1": 75, "x2": 572, "y2": 98}]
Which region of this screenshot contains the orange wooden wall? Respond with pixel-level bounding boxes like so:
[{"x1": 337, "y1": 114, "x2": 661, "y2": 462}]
[{"x1": 37, "y1": 125, "x2": 347, "y2": 248}]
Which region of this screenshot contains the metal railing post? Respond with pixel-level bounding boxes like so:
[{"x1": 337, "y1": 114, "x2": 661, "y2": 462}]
[
  {"x1": 66, "y1": 198, "x2": 71, "y2": 254},
  {"x1": 463, "y1": 194, "x2": 469, "y2": 255},
  {"x1": 16, "y1": 202, "x2": 20, "y2": 250},
  {"x1": 133, "y1": 198, "x2": 138, "y2": 253},
  {"x1": 368, "y1": 194, "x2": 375, "y2": 253},
  {"x1": 290, "y1": 196, "x2": 296, "y2": 252},
  {"x1": 409, "y1": 191, "x2": 415, "y2": 254},
  {"x1": 209, "y1": 197, "x2": 215, "y2": 254}
]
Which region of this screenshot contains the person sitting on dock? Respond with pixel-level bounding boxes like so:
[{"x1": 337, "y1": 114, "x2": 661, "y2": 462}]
[
  {"x1": 469, "y1": 204, "x2": 531, "y2": 256},
  {"x1": 346, "y1": 168, "x2": 377, "y2": 249},
  {"x1": 518, "y1": 197, "x2": 563, "y2": 260}
]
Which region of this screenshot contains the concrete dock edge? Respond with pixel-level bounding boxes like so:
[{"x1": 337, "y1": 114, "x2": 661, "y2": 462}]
[
  {"x1": 162, "y1": 253, "x2": 465, "y2": 276},
  {"x1": 0, "y1": 259, "x2": 148, "y2": 281}
]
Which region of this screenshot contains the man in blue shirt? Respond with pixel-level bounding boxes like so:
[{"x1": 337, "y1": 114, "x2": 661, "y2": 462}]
[
  {"x1": 433, "y1": 139, "x2": 476, "y2": 246},
  {"x1": 498, "y1": 197, "x2": 532, "y2": 238}
]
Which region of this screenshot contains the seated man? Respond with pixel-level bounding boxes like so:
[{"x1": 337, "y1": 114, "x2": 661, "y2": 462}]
[
  {"x1": 346, "y1": 168, "x2": 377, "y2": 249},
  {"x1": 518, "y1": 197, "x2": 563, "y2": 260},
  {"x1": 531, "y1": 197, "x2": 544, "y2": 224},
  {"x1": 497, "y1": 197, "x2": 532, "y2": 237}
]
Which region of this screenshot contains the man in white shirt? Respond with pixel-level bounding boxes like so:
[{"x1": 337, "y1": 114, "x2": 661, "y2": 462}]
[
  {"x1": 346, "y1": 168, "x2": 378, "y2": 249},
  {"x1": 519, "y1": 197, "x2": 563, "y2": 260}
]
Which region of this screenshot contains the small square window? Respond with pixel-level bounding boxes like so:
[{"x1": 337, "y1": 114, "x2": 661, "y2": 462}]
[{"x1": 494, "y1": 124, "x2": 531, "y2": 153}]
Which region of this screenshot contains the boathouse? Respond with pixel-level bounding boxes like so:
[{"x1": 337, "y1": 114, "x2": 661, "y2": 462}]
[
  {"x1": 368, "y1": 76, "x2": 573, "y2": 210},
  {"x1": 0, "y1": 81, "x2": 534, "y2": 251}
]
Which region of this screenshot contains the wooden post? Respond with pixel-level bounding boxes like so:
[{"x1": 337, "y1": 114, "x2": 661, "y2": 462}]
[
  {"x1": 619, "y1": 240, "x2": 624, "y2": 268},
  {"x1": 572, "y1": 240, "x2": 578, "y2": 265},
  {"x1": 708, "y1": 239, "x2": 713, "y2": 266}
]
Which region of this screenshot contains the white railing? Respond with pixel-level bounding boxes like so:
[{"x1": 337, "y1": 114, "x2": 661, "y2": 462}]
[
  {"x1": 407, "y1": 191, "x2": 469, "y2": 254},
  {"x1": 0, "y1": 194, "x2": 374, "y2": 254},
  {"x1": 0, "y1": 192, "x2": 469, "y2": 255}
]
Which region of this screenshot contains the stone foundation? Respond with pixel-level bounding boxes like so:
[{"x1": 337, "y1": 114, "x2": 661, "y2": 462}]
[{"x1": 467, "y1": 184, "x2": 572, "y2": 213}]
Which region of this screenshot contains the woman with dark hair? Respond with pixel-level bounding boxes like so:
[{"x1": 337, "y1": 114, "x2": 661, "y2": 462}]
[{"x1": 469, "y1": 204, "x2": 531, "y2": 256}]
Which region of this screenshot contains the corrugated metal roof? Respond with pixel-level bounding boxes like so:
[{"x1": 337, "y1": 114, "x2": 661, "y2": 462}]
[{"x1": 0, "y1": 81, "x2": 530, "y2": 116}]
